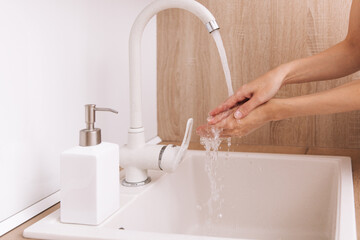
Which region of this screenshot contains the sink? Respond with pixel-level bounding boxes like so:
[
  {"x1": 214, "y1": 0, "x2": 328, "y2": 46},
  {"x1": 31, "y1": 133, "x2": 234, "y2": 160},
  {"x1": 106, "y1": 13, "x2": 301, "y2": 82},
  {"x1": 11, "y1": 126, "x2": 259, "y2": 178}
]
[{"x1": 24, "y1": 150, "x2": 357, "y2": 240}]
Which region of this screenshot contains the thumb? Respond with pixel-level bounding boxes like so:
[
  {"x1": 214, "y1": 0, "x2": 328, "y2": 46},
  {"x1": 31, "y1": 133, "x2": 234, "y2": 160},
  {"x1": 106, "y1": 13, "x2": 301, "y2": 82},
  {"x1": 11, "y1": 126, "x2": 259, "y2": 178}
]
[{"x1": 233, "y1": 97, "x2": 262, "y2": 119}]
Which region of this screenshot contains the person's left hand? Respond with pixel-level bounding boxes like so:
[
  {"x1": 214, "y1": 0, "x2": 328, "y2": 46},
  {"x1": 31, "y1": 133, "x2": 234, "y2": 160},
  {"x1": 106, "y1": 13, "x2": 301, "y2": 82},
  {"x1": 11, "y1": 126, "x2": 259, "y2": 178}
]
[{"x1": 197, "y1": 99, "x2": 276, "y2": 137}]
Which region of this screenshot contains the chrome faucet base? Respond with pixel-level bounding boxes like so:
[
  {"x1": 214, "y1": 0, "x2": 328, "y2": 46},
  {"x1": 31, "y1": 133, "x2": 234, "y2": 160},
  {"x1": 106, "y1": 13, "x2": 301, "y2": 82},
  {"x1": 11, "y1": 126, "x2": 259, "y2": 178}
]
[{"x1": 121, "y1": 177, "x2": 151, "y2": 187}]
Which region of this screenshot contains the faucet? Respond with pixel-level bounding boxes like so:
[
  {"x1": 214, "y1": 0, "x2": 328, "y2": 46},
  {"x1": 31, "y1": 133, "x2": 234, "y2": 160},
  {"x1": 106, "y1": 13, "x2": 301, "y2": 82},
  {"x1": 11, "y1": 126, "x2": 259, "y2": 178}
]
[{"x1": 119, "y1": 0, "x2": 220, "y2": 187}]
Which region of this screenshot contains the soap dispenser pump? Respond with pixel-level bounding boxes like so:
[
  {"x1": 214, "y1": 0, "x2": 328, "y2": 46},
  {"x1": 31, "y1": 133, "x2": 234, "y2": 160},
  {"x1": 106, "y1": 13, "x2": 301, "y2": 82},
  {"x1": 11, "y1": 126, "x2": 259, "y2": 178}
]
[
  {"x1": 79, "y1": 104, "x2": 118, "y2": 146},
  {"x1": 60, "y1": 104, "x2": 120, "y2": 225}
]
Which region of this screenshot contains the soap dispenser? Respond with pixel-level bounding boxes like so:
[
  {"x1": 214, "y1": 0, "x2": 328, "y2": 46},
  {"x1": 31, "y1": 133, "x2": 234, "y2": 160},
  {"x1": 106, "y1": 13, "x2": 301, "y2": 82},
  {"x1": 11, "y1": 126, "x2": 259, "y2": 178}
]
[{"x1": 60, "y1": 104, "x2": 120, "y2": 225}]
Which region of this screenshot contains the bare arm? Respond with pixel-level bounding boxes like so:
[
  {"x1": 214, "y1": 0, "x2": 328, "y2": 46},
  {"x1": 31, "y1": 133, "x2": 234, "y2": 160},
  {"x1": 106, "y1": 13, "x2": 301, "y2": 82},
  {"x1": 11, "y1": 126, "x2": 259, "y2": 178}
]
[
  {"x1": 272, "y1": 79, "x2": 360, "y2": 120},
  {"x1": 208, "y1": 0, "x2": 360, "y2": 123},
  {"x1": 283, "y1": 0, "x2": 360, "y2": 84},
  {"x1": 198, "y1": 79, "x2": 360, "y2": 137}
]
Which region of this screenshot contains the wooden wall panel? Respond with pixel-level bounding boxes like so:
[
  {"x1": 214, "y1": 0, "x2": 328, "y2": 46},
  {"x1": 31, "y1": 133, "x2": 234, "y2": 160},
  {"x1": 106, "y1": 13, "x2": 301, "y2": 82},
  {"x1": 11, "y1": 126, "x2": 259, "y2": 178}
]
[{"x1": 157, "y1": 0, "x2": 360, "y2": 148}]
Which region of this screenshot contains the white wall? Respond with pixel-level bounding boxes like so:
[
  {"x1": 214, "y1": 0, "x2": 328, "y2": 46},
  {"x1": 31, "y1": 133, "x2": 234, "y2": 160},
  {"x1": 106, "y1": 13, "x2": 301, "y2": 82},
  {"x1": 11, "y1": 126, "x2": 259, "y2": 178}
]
[{"x1": 0, "y1": 0, "x2": 156, "y2": 229}]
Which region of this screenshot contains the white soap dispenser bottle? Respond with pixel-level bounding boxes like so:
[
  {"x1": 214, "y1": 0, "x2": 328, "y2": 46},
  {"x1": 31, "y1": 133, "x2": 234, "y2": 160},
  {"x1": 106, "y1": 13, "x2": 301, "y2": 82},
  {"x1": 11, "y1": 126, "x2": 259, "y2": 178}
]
[{"x1": 60, "y1": 104, "x2": 120, "y2": 225}]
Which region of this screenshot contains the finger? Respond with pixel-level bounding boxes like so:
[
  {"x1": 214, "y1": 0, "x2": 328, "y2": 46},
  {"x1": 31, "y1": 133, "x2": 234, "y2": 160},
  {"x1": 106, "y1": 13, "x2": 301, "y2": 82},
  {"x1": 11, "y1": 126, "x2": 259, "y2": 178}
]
[
  {"x1": 219, "y1": 130, "x2": 235, "y2": 138},
  {"x1": 196, "y1": 125, "x2": 220, "y2": 138},
  {"x1": 233, "y1": 96, "x2": 262, "y2": 119},
  {"x1": 196, "y1": 124, "x2": 224, "y2": 138},
  {"x1": 209, "y1": 90, "x2": 247, "y2": 116},
  {"x1": 207, "y1": 108, "x2": 233, "y2": 125},
  {"x1": 220, "y1": 127, "x2": 245, "y2": 137},
  {"x1": 219, "y1": 132, "x2": 233, "y2": 138},
  {"x1": 196, "y1": 125, "x2": 210, "y2": 137},
  {"x1": 208, "y1": 97, "x2": 237, "y2": 117},
  {"x1": 214, "y1": 115, "x2": 236, "y2": 130}
]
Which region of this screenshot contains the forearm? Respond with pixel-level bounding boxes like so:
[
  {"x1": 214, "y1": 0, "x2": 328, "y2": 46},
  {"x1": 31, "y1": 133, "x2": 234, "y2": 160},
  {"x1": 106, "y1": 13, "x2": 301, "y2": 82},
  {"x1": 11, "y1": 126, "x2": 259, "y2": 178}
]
[
  {"x1": 277, "y1": 40, "x2": 360, "y2": 85},
  {"x1": 270, "y1": 79, "x2": 360, "y2": 121},
  {"x1": 276, "y1": 0, "x2": 360, "y2": 85}
]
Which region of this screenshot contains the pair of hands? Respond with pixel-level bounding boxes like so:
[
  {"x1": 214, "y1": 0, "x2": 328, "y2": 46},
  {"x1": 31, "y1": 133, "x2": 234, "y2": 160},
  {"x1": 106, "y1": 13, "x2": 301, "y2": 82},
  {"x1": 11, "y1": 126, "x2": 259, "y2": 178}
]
[{"x1": 196, "y1": 68, "x2": 285, "y2": 137}]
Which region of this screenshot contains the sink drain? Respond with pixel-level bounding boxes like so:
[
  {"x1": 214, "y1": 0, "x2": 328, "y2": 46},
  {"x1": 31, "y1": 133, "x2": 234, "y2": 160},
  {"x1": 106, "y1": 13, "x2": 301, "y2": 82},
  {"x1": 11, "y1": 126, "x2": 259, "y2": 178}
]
[{"x1": 118, "y1": 227, "x2": 125, "y2": 230}]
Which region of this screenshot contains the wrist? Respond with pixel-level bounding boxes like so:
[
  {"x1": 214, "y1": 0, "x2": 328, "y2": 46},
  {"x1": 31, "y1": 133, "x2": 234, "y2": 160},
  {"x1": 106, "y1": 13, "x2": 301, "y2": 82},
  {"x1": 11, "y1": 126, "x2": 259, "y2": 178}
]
[
  {"x1": 274, "y1": 63, "x2": 294, "y2": 86},
  {"x1": 264, "y1": 98, "x2": 288, "y2": 121}
]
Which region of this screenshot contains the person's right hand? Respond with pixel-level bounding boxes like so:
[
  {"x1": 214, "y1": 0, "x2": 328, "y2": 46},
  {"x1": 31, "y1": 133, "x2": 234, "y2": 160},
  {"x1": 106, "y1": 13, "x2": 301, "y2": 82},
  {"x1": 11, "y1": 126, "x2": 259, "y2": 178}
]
[{"x1": 207, "y1": 67, "x2": 286, "y2": 125}]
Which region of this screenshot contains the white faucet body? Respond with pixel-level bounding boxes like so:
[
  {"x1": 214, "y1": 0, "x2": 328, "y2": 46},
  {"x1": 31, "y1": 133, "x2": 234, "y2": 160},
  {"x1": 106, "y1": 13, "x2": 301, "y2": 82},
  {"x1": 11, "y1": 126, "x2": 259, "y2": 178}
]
[{"x1": 120, "y1": 0, "x2": 219, "y2": 186}]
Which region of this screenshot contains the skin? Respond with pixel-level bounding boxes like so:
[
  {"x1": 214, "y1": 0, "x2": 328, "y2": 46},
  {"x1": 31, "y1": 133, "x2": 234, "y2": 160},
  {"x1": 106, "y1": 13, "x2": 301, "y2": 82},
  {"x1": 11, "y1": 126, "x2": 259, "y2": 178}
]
[{"x1": 197, "y1": 0, "x2": 360, "y2": 138}]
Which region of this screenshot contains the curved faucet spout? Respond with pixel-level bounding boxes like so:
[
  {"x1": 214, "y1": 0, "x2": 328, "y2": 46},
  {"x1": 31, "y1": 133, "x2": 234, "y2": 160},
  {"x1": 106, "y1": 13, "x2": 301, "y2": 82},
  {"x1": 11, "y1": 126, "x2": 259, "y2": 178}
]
[
  {"x1": 129, "y1": 0, "x2": 219, "y2": 131},
  {"x1": 122, "y1": 0, "x2": 220, "y2": 186}
]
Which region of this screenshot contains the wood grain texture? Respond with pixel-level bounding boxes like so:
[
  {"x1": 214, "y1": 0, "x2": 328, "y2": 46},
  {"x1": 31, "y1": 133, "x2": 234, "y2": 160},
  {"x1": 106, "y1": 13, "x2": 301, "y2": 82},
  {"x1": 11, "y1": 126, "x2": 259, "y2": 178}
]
[{"x1": 157, "y1": 0, "x2": 360, "y2": 148}]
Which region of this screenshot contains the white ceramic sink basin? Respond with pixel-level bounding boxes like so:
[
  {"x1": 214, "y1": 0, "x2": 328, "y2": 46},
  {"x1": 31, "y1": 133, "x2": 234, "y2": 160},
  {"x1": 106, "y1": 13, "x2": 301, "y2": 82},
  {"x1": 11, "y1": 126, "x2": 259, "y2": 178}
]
[{"x1": 24, "y1": 150, "x2": 356, "y2": 240}]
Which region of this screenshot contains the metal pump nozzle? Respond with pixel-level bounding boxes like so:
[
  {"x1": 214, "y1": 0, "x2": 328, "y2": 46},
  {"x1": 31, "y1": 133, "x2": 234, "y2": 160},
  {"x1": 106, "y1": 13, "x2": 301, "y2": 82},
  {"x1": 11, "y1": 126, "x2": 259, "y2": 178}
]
[{"x1": 79, "y1": 104, "x2": 118, "y2": 147}]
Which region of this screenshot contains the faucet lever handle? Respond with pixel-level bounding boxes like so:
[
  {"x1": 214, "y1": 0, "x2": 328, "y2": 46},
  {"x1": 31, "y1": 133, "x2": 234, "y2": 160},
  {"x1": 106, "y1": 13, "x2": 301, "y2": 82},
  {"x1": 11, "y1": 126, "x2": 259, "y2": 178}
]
[
  {"x1": 174, "y1": 118, "x2": 193, "y2": 165},
  {"x1": 154, "y1": 118, "x2": 193, "y2": 173},
  {"x1": 180, "y1": 118, "x2": 193, "y2": 151}
]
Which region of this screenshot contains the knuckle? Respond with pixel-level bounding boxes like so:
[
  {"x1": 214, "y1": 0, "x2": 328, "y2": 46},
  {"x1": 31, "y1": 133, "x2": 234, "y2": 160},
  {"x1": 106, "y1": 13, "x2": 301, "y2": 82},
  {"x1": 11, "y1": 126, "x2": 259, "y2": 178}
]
[
  {"x1": 239, "y1": 106, "x2": 249, "y2": 116},
  {"x1": 252, "y1": 95, "x2": 263, "y2": 104},
  {"x1": 239, "y1": 84, "x2": 248, "y2": 92},
  {"x1": 235, "y1": 86, "x2": 246, "y2": 98},
  {"x1": 235, "y1": 90, "x2": 243, "y2": 99}
]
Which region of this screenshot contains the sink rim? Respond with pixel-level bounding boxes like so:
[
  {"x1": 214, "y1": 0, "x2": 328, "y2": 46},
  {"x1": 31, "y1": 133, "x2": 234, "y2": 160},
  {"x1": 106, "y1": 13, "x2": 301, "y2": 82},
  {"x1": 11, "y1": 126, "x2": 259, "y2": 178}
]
[{"x1": 23, "y1": 150, "x2": 357, "y2": 240}]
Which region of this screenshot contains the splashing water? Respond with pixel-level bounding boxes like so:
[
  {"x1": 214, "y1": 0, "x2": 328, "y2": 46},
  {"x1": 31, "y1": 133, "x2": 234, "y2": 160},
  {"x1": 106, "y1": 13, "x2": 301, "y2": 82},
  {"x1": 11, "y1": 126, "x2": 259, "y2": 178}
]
[
  {"x1": 200, "y1": 126, "x2": 231, "y2": 225},
  {"x1": 211, "y1": 30, "x2": 234, "y2": 97},
  {"x1": 225, "y1": 137, "x2": 231, "y2": 161}
]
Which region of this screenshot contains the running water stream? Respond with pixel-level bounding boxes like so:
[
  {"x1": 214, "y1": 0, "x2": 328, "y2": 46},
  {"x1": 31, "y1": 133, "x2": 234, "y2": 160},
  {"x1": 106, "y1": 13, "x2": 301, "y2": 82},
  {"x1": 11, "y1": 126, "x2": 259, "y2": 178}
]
[
  {"x1": 211, "y1": 30, "x2": 234, "y2": 96},
  {"x1": 199, "y1": 30, "x2": 234, "y2": 226}
]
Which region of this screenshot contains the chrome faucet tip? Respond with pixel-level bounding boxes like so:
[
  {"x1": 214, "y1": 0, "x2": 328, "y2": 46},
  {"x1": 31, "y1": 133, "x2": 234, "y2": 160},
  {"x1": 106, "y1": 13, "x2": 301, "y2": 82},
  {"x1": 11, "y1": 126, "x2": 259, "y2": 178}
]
[{"x1": 206, "y1": 20, "x2": 220, "y2": 33}]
